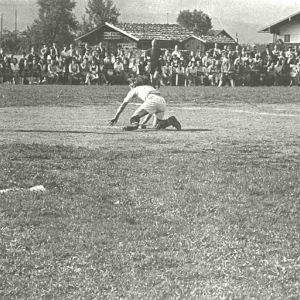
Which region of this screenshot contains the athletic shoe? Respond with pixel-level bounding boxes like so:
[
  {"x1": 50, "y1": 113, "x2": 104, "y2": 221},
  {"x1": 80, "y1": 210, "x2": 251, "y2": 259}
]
[
  {"x1": 140, "y1": 124, "x2": 147, "y2": 129},
  {"x1": 168, "y1": 116, "x2": 181, "y2": 131},
  {"x1": 122, "y1": 125, "x2": 138, "y2": 131}
]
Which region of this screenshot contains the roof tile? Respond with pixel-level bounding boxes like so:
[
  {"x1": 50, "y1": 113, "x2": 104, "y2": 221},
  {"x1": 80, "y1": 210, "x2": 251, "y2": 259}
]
[{"x1": 113, "y1": 23, "x2": 193, "y2": 41}]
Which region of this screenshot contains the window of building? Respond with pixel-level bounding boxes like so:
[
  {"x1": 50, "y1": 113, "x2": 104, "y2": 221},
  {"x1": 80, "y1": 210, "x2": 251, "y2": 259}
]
[{"x1": 284, "y1": 35, "x2": 291, "y2": 43}]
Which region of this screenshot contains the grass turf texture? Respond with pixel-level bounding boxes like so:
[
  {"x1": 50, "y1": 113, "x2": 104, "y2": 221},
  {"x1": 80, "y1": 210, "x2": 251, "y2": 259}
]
[{"x1": 1, "y1": 85, "x2": 300, "y2": 299}]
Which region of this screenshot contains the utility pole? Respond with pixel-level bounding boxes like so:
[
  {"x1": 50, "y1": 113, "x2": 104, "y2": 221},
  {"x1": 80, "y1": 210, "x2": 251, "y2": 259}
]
[
  {"x1": 167, "y1": 13, "x2": 169, "y2": 24},
  {"x1": 0, "y1": 13, "x2": 3, "y2": 47},
  {"x1": 15, "y1": 10, "x2": 17, "y2": 32}
]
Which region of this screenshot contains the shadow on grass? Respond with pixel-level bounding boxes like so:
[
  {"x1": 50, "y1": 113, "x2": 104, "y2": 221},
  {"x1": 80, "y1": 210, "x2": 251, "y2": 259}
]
[
  {"x1": 0, "y1": 128, "x2": 212, "y2": 134},
  {"x1": 136, "y1": 128, "x2": 212, "y2": 132},
  {"x1": 0, "y1": 129, "x2": 120, "y2": 135},
  {"x1": 180, "y1": 129, "x2": 212, "y2": 132}
]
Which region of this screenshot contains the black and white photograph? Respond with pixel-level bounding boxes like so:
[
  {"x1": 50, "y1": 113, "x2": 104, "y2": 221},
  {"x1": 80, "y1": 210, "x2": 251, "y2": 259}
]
[{"x1": 1, "y1": 0, "x2": 300, "y2": 299}]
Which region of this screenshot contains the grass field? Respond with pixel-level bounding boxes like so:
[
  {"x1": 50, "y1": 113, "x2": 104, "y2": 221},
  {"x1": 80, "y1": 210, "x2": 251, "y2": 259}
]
[{"x1": 1, "y1": 85, "x2": 300, "y2": 299}]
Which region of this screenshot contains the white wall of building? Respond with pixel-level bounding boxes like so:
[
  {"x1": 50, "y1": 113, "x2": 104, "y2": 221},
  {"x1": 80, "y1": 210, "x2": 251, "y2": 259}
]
[{"x1": 278, "y1": 21, "x2": 300, "y2": 43}]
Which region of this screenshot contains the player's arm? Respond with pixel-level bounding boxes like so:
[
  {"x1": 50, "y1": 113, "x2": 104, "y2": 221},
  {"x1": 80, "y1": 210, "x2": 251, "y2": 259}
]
[
  {"x1": 108, "y1": 88, "x2": 136, "y2": 126},
  {"x1": 108, "y1": 101, "x2": 129, "y2": 126}
]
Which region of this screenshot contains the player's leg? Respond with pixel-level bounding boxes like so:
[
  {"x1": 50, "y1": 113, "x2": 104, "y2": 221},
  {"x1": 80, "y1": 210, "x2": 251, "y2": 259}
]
[
  {"x1": 122, "y1": 109, "x2": 149, "y2": 131},
  {"x1": 218, "y1": 73, "x2": 224, "y2": 87},
  {"x1": 140, "y1": 113, "x2": 153, "y2": 129},
  {"x1": 143, "y1": 94, "x2": 181, "y2": 131},
  {"x1": 150, "y1": 95, "x2": 181, "y2": 131},
  {"x1": 156, "y1": 116, "x2": 181, "y2": 131}
]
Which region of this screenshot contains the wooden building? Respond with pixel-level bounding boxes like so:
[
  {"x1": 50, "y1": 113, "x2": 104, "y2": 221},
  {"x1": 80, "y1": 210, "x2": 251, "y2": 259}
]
[
  {"x1": 180, "y1": 30, "x2": 238, "y2": 54},
  {"x1": 75, "y1": 22, "x2": 238, "y2": 56},
  {"x1": 259, "y1": 11, "x2": 300, "y2": 47},
  {"x1": 75, "y1": 22, "x2": 192, "y2": 55}
]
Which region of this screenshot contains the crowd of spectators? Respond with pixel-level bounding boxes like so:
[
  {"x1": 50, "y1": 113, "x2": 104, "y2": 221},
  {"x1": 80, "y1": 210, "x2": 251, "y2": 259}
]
[{"x1": 1, "y1": 40, "x2": 300, "y2": 87}]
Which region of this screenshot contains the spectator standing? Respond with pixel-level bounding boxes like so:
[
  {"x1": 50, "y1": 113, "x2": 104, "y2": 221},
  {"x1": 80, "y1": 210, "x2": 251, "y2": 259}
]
[
  {"x1": 128, "y1": 52, "x2": 135, "y2": 68},
  {"x1": 68, "y1": 57, "x2": 81, "y2": 85},
  {"x1": 117, "y1": 45, "x2": 123, "y2": 57},
  {"x1": 137, "y1": 57, "x2": 146, "y2": 76},
  {"x1": 41, "y1": 43, "x2": 50, "y2": 60},
  {"x1": 40, "y1": 59, "x2": 48, "y2": 83},
  {"x1": 98, "y1": 42, "x2": 105, "y2": 58},
  {"x1": 272, "y1": 45, "x2": 280, "y2": 63},
  {"x1": 161, "y1": 61, "x2": 173, "y2": 86},
  {"x1": 145, "y1": 39, "x2": 163, "y2": 82},
  {"x1": 4, "y1": 56, "x2": 12, "y2": 83},
  {"x1": 175, "y1": 60, "x2": 186, "y2": 86},
  {"x1": 232, "y1": 45, "x2": 240, "y2": 63},
  {"x1": 83, "y1": 50, "x2": 93, "y2": 62},
  {"x1": 52, "y1": 42, "x2": 60, "y2": 58},
  {"x1": 213, "y1": 43, "x2": 222, "y2": 56},
  {"x1": 31, "y1": 59, "x2": 41, "y2": 84},
  {"x1": 91, "y1": 50, "x2": 100, "y2": 63},
  {"x1": 219, "y1": 51, "x2": 235, "y2": 87},
  {"x1": 48, "y1": 59, "x2": 59, "y2": 84},
  {"x1": 287, "y1": 53, "x2": 298, "y2": 86},
  {"x1": 0, "y1": 48, "x2": 4, "y2": 63},
  {"x1": 187, "y1": 51, "x2": 197, "y2": 66},
  {"x1": 74, "y1": 49, "x2": 82, "y2": 63},
  {"x1": 114, "y1": 56, "x2": 125, "y2": 84},
  {"x1": 186, "y1": 61, "x2": 198, "y2": 86},
  {"x1": 68, "y1": 44, "x2": 76, "y2": 58},
  {"x1": 47, "y1": 48, "x2": 58, "y2": 64},
  {"x1": 56, "y1": 60, "x2": 66, "y2": 84},
  {"x1": 11, "y1": 58, "x2": 20, "y2": 84},
  {"x1": 202, "y1": 51, "x2": 212, "y2": 69},
  {"x1": 22, "y1": 59, "x2": 31, "y2": 84},
  {"x1": 60, "y1": 45, "x2": 71, "y2": 77},
  {"x1": 122, "y1": 57, "x2": 132, "y2": 81},
  {"x1": 98, "y1": 58, "x2": 108, "y2": 85},
  {"x1": 82, "y1": 43, "x2": 90, "y2": 57},
  {"x1": 0, "y1": 60, "x2": 4, "y2": 84},
  {"x1": 111, "y1": 53, "x2": 117, "y2": 64},
  {"x1": 285, "y1": 46, "x2": 294, "y2": 58},
  {"x1": 86, "y1": 59, "x2": 99, "y2": 85},
  {"x1": 261, "y1": 45, "x2": 274, "y2": 63},
  {"x1": 60, "y1": 45, "x2": 69, "y2": 60},
  {"x1": 28, "y1": 47, "x2": 41, "y2": 72},
  {"x1": 105, "y1": 56, "x2": 115, "y2": 84},
  {"x1": 171, "y1": 44, "x2": 180, "y2": 58},
  {"x1": 249, "y1": 45, "x2": 258, "y2": 59},
  {"x1": 19, "y1": 53, "x2": 26, "y2": 84},
  {"x1": 80, "y1": 57, "x2": 90, "y2": 83},
  {"x1": 208, "y1": 59, "x2": 219, "y2": 86}
]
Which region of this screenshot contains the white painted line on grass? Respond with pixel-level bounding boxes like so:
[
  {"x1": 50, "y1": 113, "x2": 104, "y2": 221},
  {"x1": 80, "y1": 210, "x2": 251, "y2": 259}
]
[{"x1": 171, "y1": 106, "x2": 299, "y2": 117}]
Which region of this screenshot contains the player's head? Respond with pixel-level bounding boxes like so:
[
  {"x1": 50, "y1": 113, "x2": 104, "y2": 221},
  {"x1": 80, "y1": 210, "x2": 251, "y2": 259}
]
[
  {"x1": 129, "y1": 77, "x2": 142, "y2": 89},
  {"x1": 129, "y1": 76, "x2": 151, "y2": 89}
]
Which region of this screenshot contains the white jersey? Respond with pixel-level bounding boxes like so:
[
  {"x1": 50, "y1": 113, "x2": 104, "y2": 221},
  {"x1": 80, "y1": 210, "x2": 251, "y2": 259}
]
[{"x1": 123, "y1": 86, "x2": 160, "y2": 104}]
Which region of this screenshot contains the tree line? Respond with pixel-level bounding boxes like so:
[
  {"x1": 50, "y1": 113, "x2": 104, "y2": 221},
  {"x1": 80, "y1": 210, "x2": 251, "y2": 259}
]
[{"x1": 0, "y1": 0, "x2": 212, "y2": 54}]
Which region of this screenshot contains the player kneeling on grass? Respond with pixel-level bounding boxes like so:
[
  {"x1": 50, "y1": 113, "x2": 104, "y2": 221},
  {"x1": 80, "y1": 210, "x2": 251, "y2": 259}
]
[{"x1": 108, "y1": 80, "x2": 181, "y2": 131}]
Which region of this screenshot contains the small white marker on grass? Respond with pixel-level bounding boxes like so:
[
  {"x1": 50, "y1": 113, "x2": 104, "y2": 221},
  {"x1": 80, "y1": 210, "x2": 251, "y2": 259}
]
[{"x1": 0, "y1": 185, "x2": 46, "y2": 194}]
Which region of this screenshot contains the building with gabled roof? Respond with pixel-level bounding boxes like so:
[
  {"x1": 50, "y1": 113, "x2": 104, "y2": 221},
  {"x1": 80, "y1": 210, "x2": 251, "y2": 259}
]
[
  {"x1": 75, "y1": 22, "x2": 237, "y2": 55},
  {"x1": 113, "y1": 23, "x2": 192, "y2": 42},
  {"x1": 75, "y1": 22, "x2": 193, "y2": 53},
  {"x1": 181, "y1": 30, "x2": 237, "y2": 54},
  {"x1": 258, "y1": 11, "x2": 300, "y2": 46}
]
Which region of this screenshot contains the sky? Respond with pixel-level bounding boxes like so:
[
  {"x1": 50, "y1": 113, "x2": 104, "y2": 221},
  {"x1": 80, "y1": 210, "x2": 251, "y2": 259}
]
[{"x1": 1, "y1": 0, "x2": 300, "y2": 44}]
